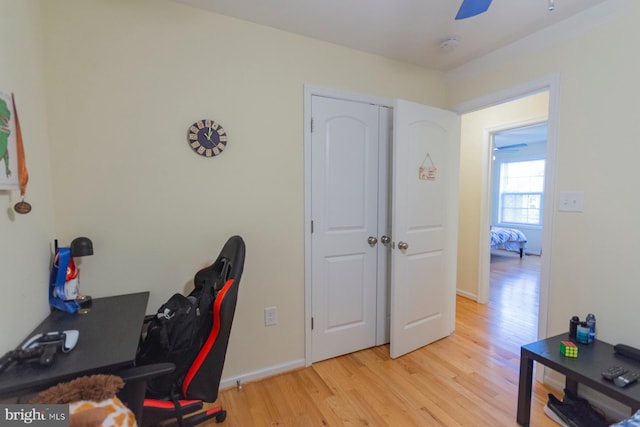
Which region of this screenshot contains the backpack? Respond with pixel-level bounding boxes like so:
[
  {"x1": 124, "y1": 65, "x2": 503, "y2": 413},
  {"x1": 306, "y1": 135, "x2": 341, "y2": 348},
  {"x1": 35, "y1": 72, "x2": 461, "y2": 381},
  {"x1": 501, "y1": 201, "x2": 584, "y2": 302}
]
[{"x1": 136, "y1": 285, "x2": 216, "y2": 397}]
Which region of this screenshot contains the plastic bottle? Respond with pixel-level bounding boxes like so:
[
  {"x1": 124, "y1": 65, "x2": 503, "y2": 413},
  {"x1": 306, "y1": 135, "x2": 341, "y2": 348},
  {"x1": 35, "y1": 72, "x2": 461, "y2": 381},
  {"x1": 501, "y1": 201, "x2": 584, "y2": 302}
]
[
  {"x1": 586, "y1": 313, "x2": 596, "y2": 343},
  {"x1": 569, "y1": 316, "x2": 580, "y2": 338}
]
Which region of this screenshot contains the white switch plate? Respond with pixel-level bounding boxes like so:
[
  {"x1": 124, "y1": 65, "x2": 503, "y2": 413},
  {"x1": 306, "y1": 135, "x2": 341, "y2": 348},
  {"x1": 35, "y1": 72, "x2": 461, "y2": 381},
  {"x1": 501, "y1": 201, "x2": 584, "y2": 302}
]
[
  {"x1": 558, "y1": 191, "x2": 584, "y2": 212},
  {"x1": 264, "y1": 306, "x2": 278, "y2": 326}
]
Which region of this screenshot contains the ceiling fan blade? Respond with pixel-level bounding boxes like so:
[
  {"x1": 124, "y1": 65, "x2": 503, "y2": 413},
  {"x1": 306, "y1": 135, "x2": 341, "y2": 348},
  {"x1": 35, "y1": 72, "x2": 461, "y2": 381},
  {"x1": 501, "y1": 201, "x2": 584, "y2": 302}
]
[
  {"x1": 494, "y1": 143, "x2": 528, "y2": 151},
  {"x1": 455, "y1": 0, "x2": 493, "y2": 20}
]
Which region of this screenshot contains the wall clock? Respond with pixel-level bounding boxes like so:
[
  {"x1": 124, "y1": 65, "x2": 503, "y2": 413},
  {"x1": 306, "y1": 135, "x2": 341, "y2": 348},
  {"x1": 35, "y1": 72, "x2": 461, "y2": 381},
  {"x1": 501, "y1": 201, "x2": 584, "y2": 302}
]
[{"x1": 187, "y1": 119, "x2": 227, "y2": 157}]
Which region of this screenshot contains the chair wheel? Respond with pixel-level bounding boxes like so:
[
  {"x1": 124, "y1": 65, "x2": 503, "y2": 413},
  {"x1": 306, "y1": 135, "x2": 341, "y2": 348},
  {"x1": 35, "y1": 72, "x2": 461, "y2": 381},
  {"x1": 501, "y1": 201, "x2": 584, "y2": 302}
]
[{"x1": 215, "y1": 410, "x2": 227, "y2": 423}]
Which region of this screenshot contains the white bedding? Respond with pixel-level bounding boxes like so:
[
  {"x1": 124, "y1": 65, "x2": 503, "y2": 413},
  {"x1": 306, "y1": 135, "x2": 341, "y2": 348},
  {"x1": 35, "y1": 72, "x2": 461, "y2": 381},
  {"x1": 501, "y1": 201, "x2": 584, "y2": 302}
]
[{"x1": 491, "y1": 226, "x2": 528, "y2": 256}]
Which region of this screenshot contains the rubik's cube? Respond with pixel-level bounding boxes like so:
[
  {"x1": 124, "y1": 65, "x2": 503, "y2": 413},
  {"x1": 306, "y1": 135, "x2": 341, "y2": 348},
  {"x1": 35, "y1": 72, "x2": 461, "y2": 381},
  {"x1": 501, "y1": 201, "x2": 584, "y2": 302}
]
[{"x1": 560, "y1": 341, "x2": 578, "y2": 358}]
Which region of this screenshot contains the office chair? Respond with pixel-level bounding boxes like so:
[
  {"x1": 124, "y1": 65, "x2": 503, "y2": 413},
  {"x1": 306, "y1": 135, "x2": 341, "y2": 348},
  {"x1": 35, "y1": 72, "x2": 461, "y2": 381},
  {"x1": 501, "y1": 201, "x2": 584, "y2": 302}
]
[{"x1": 120, "y1": 235, "x2": 245, "y2": 427}]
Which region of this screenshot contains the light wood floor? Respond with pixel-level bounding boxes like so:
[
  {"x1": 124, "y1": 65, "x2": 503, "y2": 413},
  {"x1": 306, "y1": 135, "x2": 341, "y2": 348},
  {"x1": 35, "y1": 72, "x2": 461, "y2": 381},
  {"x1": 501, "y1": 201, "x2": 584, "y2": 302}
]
[{"x1": 213, "y1": 253, "x2": 560, "y2": 426}]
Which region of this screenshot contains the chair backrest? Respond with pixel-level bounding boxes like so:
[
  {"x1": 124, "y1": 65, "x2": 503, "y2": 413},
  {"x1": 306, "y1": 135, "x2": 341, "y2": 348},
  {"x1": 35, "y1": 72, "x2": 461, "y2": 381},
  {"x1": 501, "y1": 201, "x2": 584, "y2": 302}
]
[{"x1": 181, "y1": 235, "x2": 245, "y2": 401}]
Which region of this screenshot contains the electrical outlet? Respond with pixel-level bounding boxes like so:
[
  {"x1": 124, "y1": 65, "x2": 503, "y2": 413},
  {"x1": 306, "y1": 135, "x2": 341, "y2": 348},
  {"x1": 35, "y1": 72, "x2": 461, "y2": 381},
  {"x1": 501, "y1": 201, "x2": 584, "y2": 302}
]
[{"x1": 264, "y1": 306, "x2": 278, "y2": 326}]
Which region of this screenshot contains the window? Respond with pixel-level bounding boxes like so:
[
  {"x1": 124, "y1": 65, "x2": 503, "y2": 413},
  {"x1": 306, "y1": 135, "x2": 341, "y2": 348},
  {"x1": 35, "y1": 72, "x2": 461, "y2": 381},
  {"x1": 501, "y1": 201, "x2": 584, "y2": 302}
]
[{"x1": 499, "y1": 159, "x2": 545, "y2": 226}]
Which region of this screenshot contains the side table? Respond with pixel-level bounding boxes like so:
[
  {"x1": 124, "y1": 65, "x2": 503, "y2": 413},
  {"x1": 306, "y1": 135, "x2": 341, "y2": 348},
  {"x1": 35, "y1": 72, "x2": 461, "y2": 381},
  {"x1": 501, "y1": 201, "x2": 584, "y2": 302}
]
[{"x1": 518, "y1": 333, "x2": 640, "y2": 426}]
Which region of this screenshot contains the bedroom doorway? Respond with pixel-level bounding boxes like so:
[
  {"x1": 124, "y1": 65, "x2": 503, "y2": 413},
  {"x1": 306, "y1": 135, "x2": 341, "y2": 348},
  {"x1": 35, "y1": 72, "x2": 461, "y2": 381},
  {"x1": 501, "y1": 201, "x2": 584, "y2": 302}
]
[{"x1": 491, "y1": 122, "x2": 547, "y2": 257}]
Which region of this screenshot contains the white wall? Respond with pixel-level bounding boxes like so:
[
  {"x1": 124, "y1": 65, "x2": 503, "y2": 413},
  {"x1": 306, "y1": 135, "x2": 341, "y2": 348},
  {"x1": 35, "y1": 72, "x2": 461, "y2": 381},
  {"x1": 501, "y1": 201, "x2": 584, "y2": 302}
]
[
  {"x1": 36, "y1": 0, "x2": 447, "y2": 381},
  {"x1": 0, "y1": 0, "x2": 55, "y2": 351},
  {"x1": 449, "y1": 0, "x2": 640, "y2": 346}
]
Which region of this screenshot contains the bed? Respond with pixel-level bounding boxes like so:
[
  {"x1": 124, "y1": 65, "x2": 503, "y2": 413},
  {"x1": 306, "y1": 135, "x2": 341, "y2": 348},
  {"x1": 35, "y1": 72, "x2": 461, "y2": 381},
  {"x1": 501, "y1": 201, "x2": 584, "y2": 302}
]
[{"x1": 490, "y1": 226, "x2": 528, "y2": 257}]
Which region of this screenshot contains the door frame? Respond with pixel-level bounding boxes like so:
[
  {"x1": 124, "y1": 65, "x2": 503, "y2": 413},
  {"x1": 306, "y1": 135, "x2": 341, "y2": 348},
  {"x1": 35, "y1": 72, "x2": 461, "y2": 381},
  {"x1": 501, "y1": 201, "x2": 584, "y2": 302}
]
[
  {"x1": 304, "y1": 85, "x2": 393, "y2": 367},
  {"x1": 450, "y1": 73, "x2": 560, "y2": 344}
]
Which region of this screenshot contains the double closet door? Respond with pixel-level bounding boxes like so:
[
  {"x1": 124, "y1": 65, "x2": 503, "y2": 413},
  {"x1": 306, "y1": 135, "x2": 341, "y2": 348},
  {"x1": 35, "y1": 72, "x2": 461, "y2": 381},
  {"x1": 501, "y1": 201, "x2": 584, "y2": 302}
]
[{"x1": 310, "y1": 95, "x2": 460, "y2": 363}]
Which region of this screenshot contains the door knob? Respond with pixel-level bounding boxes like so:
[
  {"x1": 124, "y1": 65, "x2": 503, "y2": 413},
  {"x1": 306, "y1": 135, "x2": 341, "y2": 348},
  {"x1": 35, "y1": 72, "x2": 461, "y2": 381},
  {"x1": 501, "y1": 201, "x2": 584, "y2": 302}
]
[
  {"x1": 398, "y1": 241, "x2": 409, "y2": 251},
  {"x1": 367, "y1": 236, "x2": 378, "y2": 247},
  {"x1": 380, "y1": 235, "x2": 391, "y2": 245}
]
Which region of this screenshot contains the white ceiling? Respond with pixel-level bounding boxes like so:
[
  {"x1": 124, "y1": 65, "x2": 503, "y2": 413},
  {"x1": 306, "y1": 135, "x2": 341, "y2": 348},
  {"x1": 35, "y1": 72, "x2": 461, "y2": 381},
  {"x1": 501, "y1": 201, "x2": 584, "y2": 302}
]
[{"x1": 173, "y1": 0, "x2": 609, "y2": 71}]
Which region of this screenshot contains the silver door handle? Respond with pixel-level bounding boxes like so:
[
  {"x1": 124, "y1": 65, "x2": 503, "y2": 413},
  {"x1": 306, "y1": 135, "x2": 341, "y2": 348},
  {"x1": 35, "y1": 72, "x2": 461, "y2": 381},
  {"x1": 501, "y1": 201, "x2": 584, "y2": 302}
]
[
  {"x1": 380, "y1": 235, "x2": 391, "y2": 245},
  {"x1": 367, "y1": 236, "x2": 378, "y2": 247},
  {"x1": 398, "y1": 241, "x2": 409, "y2": 251}
]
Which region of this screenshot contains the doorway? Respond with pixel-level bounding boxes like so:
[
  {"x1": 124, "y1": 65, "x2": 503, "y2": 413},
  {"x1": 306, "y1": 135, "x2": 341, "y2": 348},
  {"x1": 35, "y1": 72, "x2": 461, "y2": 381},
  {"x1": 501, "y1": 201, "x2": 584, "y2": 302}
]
[
  {"x1": 492, "y1": 122, "x2": 547, "y2": 256},
  {"x1": 453, "y1": 75, "x2": 559, "y2": 344}
]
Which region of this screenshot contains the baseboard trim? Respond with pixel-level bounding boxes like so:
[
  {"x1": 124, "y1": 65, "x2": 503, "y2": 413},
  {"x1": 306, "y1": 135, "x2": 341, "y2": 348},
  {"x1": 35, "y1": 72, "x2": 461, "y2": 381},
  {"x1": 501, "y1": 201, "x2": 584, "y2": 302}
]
[
  {"x1": 456, "y1": 289, "x2": 478, "y2": 301},
  {"x1": 219, "y1": 358, "x2": 306, "y2": 390}
]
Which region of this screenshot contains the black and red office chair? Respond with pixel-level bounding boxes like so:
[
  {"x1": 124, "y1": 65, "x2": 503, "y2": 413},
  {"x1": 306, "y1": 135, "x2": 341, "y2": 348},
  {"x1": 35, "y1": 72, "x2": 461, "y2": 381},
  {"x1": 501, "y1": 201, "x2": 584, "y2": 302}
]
[{"x1": 120, "y1": 235, "x2": 245, "y2": 427}]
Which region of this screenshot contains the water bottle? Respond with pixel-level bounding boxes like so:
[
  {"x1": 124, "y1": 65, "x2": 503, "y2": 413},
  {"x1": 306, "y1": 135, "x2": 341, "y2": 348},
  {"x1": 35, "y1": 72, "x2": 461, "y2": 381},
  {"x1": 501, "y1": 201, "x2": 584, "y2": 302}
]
[
  {"x1": 586, "y1": 313, "x2": 596, "y2": 343},
  {"x1": 569, "y1": 316, "x2": 580, "y2": 338}
]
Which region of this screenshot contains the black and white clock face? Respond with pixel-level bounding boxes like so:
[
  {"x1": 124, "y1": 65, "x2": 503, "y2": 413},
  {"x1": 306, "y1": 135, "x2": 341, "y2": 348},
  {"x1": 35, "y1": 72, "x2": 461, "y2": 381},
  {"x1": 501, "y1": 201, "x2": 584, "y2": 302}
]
[{"x1": 187, "y1": 119, "x2": 227, "y2": 157}]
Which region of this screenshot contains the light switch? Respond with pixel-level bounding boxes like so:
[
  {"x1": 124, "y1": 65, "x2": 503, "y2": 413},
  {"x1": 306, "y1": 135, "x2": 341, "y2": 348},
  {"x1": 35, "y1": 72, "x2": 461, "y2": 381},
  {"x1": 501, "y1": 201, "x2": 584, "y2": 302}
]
[{"x1": 558, "y1": 191, "x2": 584, "y2": 212}]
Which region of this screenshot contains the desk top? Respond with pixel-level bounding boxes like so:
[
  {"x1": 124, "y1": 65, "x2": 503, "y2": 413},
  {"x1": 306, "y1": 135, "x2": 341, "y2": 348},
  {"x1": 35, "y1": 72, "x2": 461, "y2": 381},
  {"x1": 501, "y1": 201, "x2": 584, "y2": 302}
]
[
  {"x1": 0, "y1": 291, "x2": 149, "y2": 399},
  {"x1": 522, "y1": 332, "x2": 640, "y2": 409}
]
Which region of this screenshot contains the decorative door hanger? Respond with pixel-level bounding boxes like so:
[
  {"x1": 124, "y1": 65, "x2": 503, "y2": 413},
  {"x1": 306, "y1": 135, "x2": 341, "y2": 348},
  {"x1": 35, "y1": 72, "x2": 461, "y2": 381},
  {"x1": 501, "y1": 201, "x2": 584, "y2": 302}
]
[{"x1": 419, "y1": 152, "x2": 437, "y2": 181}]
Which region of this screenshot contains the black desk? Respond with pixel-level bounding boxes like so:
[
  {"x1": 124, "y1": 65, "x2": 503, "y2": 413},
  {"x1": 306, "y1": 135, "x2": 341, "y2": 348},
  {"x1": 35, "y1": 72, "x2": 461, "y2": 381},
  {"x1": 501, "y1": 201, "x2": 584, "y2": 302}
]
[
  {"x1": 0, "y1": 292, "x2": 149, "y2": 400},
  {"x1": 518, "y1": 333, "x2": 640, "y2": 426}
]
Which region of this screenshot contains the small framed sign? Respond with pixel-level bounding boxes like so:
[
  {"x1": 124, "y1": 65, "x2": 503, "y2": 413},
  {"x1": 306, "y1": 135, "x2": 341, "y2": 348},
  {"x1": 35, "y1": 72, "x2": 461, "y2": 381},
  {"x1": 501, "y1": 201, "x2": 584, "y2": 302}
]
[{"x1": 419, "y1": 152, "x2": 437, "y2": 181}]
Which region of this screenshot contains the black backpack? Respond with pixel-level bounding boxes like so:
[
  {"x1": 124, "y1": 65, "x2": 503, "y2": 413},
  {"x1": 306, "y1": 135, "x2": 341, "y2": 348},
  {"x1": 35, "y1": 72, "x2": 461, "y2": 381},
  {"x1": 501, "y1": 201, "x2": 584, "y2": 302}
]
[{"x1": 136, "y1": 284, "x2": 216, "y2": 397}]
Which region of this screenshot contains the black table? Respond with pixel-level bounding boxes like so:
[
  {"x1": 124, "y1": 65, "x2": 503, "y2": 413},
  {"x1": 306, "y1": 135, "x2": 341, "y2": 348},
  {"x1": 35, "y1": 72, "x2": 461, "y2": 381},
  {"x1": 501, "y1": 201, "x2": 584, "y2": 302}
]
[
  {"x1": 518, "y1": 332, "x2": 640, "y2": 426},
  {"x1": 0, "y1": 292, "x2": 149, "y2": 400}
]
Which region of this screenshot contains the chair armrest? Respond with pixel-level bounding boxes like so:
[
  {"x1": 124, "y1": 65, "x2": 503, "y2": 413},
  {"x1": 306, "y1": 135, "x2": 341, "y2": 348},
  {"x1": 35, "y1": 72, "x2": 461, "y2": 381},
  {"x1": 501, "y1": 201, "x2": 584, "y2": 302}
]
[
  {"x1": 116, "y1": 363, "x2": 175, "y2": 426},
  {"x1": 117, "y1": 362, "x2": 175, "y2": 383}
]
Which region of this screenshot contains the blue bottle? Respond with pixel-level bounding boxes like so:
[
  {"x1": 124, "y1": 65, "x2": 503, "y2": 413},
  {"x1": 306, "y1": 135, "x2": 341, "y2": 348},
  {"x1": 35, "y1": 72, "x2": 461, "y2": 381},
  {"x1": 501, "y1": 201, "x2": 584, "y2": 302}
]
[{"x1": 586, "y1": 313, "x2": 596, "y2": 343}]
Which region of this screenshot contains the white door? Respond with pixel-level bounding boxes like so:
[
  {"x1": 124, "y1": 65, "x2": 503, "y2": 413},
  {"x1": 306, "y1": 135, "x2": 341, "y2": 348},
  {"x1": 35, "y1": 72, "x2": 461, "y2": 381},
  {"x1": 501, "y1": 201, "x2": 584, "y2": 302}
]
[
  {"x1": 310, "y1": 96, "x2": 381, "y2": 363},
  {"x1": 390, "y1": 99, "x2": 460, "y2": 359}
]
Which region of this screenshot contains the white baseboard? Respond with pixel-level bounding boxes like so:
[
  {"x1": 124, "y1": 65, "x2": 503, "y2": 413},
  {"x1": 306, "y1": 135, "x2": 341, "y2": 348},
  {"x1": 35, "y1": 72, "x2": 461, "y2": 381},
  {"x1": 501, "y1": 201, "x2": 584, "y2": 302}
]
[
  {"x1": 219, "y1": 358, "x2": 306, "y2": 390},
  {"x1": 456, "y1": 289, "x2": 478, "y2": 301}
]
